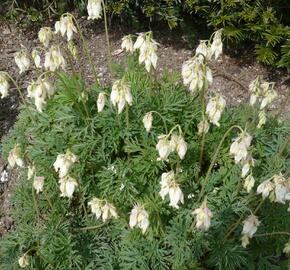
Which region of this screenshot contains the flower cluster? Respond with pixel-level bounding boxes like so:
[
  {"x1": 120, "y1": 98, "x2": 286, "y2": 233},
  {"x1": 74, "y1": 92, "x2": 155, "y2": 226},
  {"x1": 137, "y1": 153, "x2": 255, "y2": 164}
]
[
  {"x1": 121, "y1": 35, "x2": 134, "y2": 53},
  {"x1": 88, "y1": 198, "x2": 118, "y2": 222},
  {"x1": 8, "y1": 144, "x2": 25, "y2": 168},
  {"x1": 241, "y1": 214, "x2": 260, "y2": 248},
  {"x1": 110, "y1": 79, "x2": 132, "y2": 114},
  {"x1": 44, "y1": 46, "x2": 66, "y2": 71},
  {"x1": 129, "y1": 204, "x2": 150, "y2": 234},
  {"x1": 156, "y1": 131, "x2": 187, "y2": 161},
  {"x1": 55, "y1": 14, "x2": 77, "y2": 41},
  {"x1": 53, "y1": 150, "x2": 78, "y2": 198},
  {"x1": 249, "y1": 76, "x2": 277, "y2": 128},
  {"x1": 192, "y1": 201, "x2": 213, "y2": 231},
  {"x1": 205, "y1": 94, "x2": 226, "y2": 127},
  {"x1": 159, "y1": 171, "x2": 184, "y2": 208}
]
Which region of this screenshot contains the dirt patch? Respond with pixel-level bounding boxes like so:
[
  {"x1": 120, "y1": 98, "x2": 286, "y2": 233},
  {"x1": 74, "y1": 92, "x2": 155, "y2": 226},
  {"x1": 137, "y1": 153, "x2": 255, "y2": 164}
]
[{"x1": 0, "y1": 16, "x2": 289, "y2": 236}]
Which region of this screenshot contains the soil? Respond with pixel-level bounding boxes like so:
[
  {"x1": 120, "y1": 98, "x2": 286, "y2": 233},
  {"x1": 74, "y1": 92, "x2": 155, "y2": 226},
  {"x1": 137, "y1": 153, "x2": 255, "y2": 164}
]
[{"x1": 0, "y1": 15, "x2": 289, "y2": 237}]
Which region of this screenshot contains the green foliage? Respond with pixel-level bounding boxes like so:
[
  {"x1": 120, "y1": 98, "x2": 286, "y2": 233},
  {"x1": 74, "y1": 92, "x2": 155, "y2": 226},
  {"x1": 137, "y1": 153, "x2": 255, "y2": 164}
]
[{"x1": 0, "y1": 54, "x2": 289, "y2": 269}]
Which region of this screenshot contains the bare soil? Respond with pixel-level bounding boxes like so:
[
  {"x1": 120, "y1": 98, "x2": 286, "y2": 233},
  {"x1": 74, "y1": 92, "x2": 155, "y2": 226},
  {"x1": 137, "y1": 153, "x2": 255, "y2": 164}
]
[{"x1": 0, "y1": 16, "x2": 289, "y2": 236}]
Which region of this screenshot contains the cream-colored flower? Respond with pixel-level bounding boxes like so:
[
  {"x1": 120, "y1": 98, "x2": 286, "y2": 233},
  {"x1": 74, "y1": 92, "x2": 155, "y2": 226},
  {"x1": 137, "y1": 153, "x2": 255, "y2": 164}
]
[
  {"x1": 110, "y1": 79, "x2": 132, "y2": 114},
  {"x1": 210, "y1": 29, "x2": 223, "y2": 60},
  {"x1": 121, "y1": 35, "x2": 134, "y2": 53},
  {"x1": 129, "y1": 204, "x2": 149, "y2": 234},
  {"x1": 59, "y1": 175, "x2": 78, "y2": 198},
  {"x1": 257, "y1": 110, "x2": 266, "y2": 129},
  {"x1": 260, "y1": 88, "x2": 277, "y2": 110},
  {"x1": 53, "y1": 150, "x2": 77, "y2": 178},
  {"x1": 241, "y1": 214, "x2": 260, "y2": 247},
  {"x1": 8, "y1": 144, "x2": 25, "y2": 168},
  {"x1": 143, "y1": 112, "x2": 153, "y2": 133},
  {"x1": 32, "y1": 49, "x2": 41, "y2": 68},
  {"x1": 88, "y1": 198, "x2": 118, "y2": 221},
  {"x1": 38, "y1": 27, "x2": 53, "y2": 47},
  {"x1": 33, "y1": 176, "x2": 45, "y2": 194},
  {"x1": 257, "y1": 179, "x2": 274, "y2": 199},
  {"x1": 55, "y1": 14, "x2": 77, "y2": 41},
  {"x1": 156, "y1": 134, "x2": 172, "y2": 161},
  {"x1": 175, "y1": 135, "x2": 187, "y2": 160},
  {"x1": 18, "y1": 254, "x2": 29, "y2": 268},
  {"x1": 15, "y1": 49, "x2": 30, "y2": 74},
  {"x1": 27, "y1": 164, "x2": 35, "y2": 180},
  {"x1": 273, "y1": 174, "x2": 289, "y2": 204},
  {"x1": 241, "y1": 235, "x2": 250, "y2": 248},
  {"x1": 229, "y1": 132, "x2": 252, "y2": 164},
  {"x1": 0, "y1": 73, "x2": 9, "y2": 99},
  {"x1": 196, "y1": 40, "x2": 211, "y2": 60},
  {"x1": 44, "y1": 46, "x2": 66, "y2": 71},
  {"x1": 244, "y1": 174, "x2": 255, "y2": 193},
  {"x1": 206, "y1": 94, "x2": 226, "y2": 126},
  {"x1": 87, "y1": 0, "x2": 102, "y2": 20},
  {"x1": 197, "y1": 119, "x2": 209, "y2": 136},
  {"x1": 159, "y1": 171, "x2": 184, "y2": 208},
  {"x1": 241, "y1": 154, "x2": 254, "y2": 178},
  {"x1": 88, "y1": 197, "x2": 103, "y2": 219},
  {"x1": 97, "y1": 92, "x2": 106, "y2": 112},
  {"x1": 192, "y1": 201, "x2": 213, "y2": 231}
]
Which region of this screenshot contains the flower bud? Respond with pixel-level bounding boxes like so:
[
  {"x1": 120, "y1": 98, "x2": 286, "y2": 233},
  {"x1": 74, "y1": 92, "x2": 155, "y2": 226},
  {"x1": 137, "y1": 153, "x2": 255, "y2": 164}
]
[
  {"x1": 18, "y1": 254, "x2": 29, "y2": 268},
  {"x1": 143, "y1": 112, "x2": 153, "y2": 133},
  {"x1": 32, "y1": 49, "x2": 41, "y2": 68},
  {"x1": 97, "y1": 92, "x2": 106, "y2": 112}
]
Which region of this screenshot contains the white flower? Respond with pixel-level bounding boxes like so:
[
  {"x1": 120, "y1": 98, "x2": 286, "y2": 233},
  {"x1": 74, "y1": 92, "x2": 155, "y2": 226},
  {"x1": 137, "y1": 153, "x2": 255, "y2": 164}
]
[
  {"x1": 121, "y1": 35, "x2": 134, "y2": 53},
  {"x1": 257, "y1": 179, "x2": 274, "y2": 199},
  {"x1": 0, "y1": 170, "x2": 8, "y2": 183},
  {"x1": 129, "y1": 204, "x2": 149, "y2": 234},
  {"x1": 159, "y1": 171, "x2": 184, "y2": 209},
  {"x1": 206, "y1": 94, "x2": 226, "y2": 126},
  {"x1": 244, "y1": 174, "x2": 255, "y2": 193},
  {"x1": 143, "y1": 112, "x2": 153, "y2": 133},
  {"x1": 33, "y1": 176, "x2": 45, "y2": 194},
  {"x1": 241, "y1": 154, "x2": 254, "y2": 178},
  {"x1": 59, "y1": 175, "x2": 78, "y2": 198},
  {"x1": 8, "y1": 144, "x2": 25, "y2": 168},
  {"x1": 0, "y1": 73, "x2": 9, "y2": 99},
  {"x1": 210, "y1": 29, "x2": 223, "y2": 60},
  {"x1": 192, "y1": 201, "x2": 213, "y2": 231},
  {"x1": 32, "y1": 49, "x2": 41, "y2": 68},
  {"x1": 27, "y1": 165, "x2": 35, "y2": 180},
  {"x1": 257, "y1": 110, "x2": 266, "y2": 129},
  {"x1": 110, "y1": 79, "x2": 132, "y2": 114},
  {"x1": 134, "y1": 32, "x2": 158, "y2": 72},
  {"x1": 241, "y1": 214, "x2": 260, "y2": 247},
  {"x1": 88, "y1": 198, "x2": 118, "y2": 221},
  {"x1": 260, "y1": 88, "x2": 277, "y2": 110},
  {"x1": 38, "y1": 27, "x2": 53, "y2": 47},
  {"x1": 229, "y1": 132, "x2": 252, "y2": 164},
  {"x1": 15, "y1": 49, "x2": 30, "y2": 74},
  {"x1": 176, "y1": 135, "x2": 187, "y2": 160},
  {"x1": 196, "y1": 40, "x2": 210, "y2": 60},
  {"x1": 87, "y1": 0, "x2": 102, "y2": 20},
  {"x1": 197, "y1": 119, "x2": 209, "y2": 136},
  {"x1": 18, "y1": 254, "x2": 29, "y2": 268},
  {"x1": 53, "y1": 150, "x2": 77, "y2": 178},
  {"x1": 182, "y1": 56, "x2": 213, "y2": 94},
  {"x1": 273, "y1": 174, "x2": 289, "y2": 204},
  {"x1": 97, "y1": 92, "x2": 106, "y2": 112},
  {"x1": 55, "y1": 14, "x2": 77, "y2": 41},
  {"x1": 156, "y1": 135, "x2": 172, "y2": 161},
  {"x1": 44, "y1": 46, "x2": 66, "y2": 71}
]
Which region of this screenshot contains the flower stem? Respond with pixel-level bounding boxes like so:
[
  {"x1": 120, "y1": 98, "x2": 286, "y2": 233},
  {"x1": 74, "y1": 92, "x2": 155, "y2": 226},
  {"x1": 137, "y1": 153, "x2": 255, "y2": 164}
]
[
  {"x1": 198, "y1": 125, "x2": 244, "y2": 202},
  {"x1": 151, "y1": 111, "x2": 168, "y2": 134},
  {"x1": 254, "y1": 231, "x2": 290, "y2": 237},
  {"x1": 32, "y1": 185, "x2": 40, "y2": 224}
]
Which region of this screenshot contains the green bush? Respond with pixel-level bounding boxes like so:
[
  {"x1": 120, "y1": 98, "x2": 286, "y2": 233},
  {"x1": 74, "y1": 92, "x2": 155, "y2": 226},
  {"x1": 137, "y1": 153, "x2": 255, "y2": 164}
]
[{"x1": 0, "y1": 12, "x2": 290, "y2": 270}]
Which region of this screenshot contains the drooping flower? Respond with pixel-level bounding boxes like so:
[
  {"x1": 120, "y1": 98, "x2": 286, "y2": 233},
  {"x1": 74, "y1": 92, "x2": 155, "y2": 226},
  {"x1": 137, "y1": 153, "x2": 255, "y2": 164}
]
[
  {"x1": 87, "y1": 0, "x2": 102, "y2": 20},
  {"x1": 55, "y1": 14, "x2": 77, "y2": 41},
  {"x1": 121, "y1": 35, "x2": 134, "y2": 53},
  {"x1": 18, "y1": 254, "x2": 30, "y2": 268},
  {"x1": 244, "y1": 174, "x2": 255, "y2": 193},
  {"x1": 143, "y1": 112, "x2": 153, "y2": 133},
  {"x1": 38, "y1": 27, "x2": 53, "y2": 47},
  {"x1": 97, "y1": 92, "x2": 106, "y2": 112},
  {"x1": 159, "y1": 171, "x2": 184, "y2": 208},
  {"x1": 170, "y1": 134, "x2": 187, "y2": 160},
  {"x1": 15, "y1": 48, "x2": 30, "y2": 74},
  {"x1": 110, "y1": 79, "x2": 132, "y2": 114},
  {"x1": 27, "y1": 164, "x2": 35, "y2": 180},
  {"x1": 273, "y1": 174, "x2": 289, "y2": 204},
  {"x1": 196, "y1": 40, "x2": 211, "y2": 61},
  {"x1": 129, "y1": 204, "x2": 149, "y2": 234},
  {"x1": 197, "y1": 119, "x2": 210, "y2": 136},
  {"x1": 206, "y1": 94, "x2": 226, "y2": 126},
  {"x1": 32, "y1": 49, "x2": 42, "y2": 68},
  {"x1": 229, "y1": 131, "x2": 252, "y2": 164},
  {"x1": 8, "y1": 144, "x2": 25, "y2": 168},
  {"x1": 210, "y1": 29, "x2": 223, "y2": 60},
  {"x1": 192, "y1": 201, "x2": 213, "y2": 231},
  {"x1": 283, "y1": 242, "x2": 290, "y2": 254},
  {"x1": 257, "y1": 110, "x2": 266, "y2": 129},
  {"x1": 241, "y1": 214, "x2": 260, "y2": 247},
  {"x1": 33, "y1": 176, "x2": 45, "y2": 194},
  {"x1": 88, "y1": 198, "x2": 118, "y2": 221},
  {"x1": 0, "y1": 72, "x2": 9, "y2": 99},
  {"x1": 241, "y1": 154, "x2": 255, "y2": 178},
  {"x1": 59, "y1": 175, "x2": 78, "y2": 198},
  {"x1": 156, "y1": 134, "x2": 172, "y2": 161},
  {"x1": 44, "y1": 46, "x2": 66, "y2": 71},
  {"x1": 134, "y1": 32, "x2": 158, "y2": 72},
  {"x1": 53, "y1": 150, "x2": 77, "y2": 178},
  {"x1": 182, "y1": 56, "x2": 213, "y2": 94},
  {"x1": 260, "y1": 86, "x2": 277, "y2": 110},
  {"x1": 257, "y1": 179, "x2": 275, "y2": 199}
]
